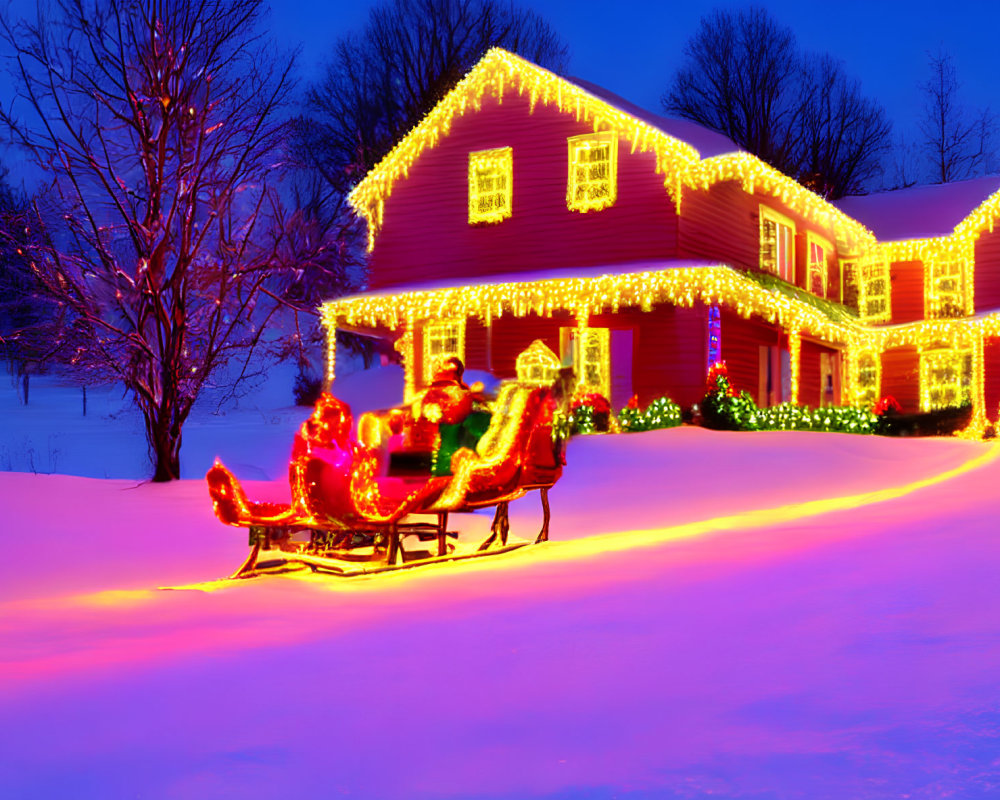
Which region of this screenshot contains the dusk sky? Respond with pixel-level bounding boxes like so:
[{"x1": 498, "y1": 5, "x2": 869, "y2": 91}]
[
  {"x1": 273, "y1": 0, "x2": 998, "y2": 155},
  {"x1": 0, "y1": 0, "x2": 994, "y2": 181}
]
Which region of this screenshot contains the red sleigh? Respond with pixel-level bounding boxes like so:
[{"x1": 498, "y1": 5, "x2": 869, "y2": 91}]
[{"x1": 206, "y1": 379, "x2": 567, "y2": 577}]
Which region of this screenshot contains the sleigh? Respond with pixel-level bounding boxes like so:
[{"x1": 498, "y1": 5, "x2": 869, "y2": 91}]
[{"x1": 206, "y1": 380, "x2": 566, "y2": 577}]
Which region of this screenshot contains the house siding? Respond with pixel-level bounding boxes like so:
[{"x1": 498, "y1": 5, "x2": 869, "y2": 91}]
[
  {"x1": 974, "y1": 229, "x2": 1000, "y2": 312},
  {"x1": 368, "y1": 93, "x2": 679, "y2": 291},
  {"x1": 888, "y1": 260, "x2": 925, "y2": 324},
  {"x1": 881, "y1": 347, "x2": 920, "y2": 413}
]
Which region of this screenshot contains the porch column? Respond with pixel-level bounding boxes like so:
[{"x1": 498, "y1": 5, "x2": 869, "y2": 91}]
[
  {"x1": 324, "y1": 322, "x2": 337, "y2": 391},
  {"x1": 574, "y1": 307, "x2": 589, "y2": 391},
  {"x1": 789, "y1": 329, "x2": 801, "y2": 405},
  {"x1": 971, "y1": 328, "x2": 987, "y2": 435},
  {"x1": 395, "y1": 317, "x2": 416, "y2": 403}
]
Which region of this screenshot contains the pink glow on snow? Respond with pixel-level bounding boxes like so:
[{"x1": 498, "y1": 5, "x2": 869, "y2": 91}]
[{"x1": 3, "y1": 429, "x2": 1000, "y2": 797}]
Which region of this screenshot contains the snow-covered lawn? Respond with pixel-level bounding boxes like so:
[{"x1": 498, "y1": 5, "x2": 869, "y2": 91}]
[{"x1": 2, "y1": 369, "x2": 1000, "y2": 798}]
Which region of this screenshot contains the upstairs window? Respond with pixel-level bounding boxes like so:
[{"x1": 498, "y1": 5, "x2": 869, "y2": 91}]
[
  {"x1": 860, "y1": 258, "x2": 891, "y2": 323},
  {"x1": 926, "y1": 259, "x2": 967, "y2": 319},
  {"x1": 759, "y1": 206, "x2": 795, "y2": 283},
  {"x1": 422, "y1": 319, "x2": 465, "y2": 384},
  {"x1": 840, "y1": 260, "x2": 860, "y2": 310},
  {"x1": 920, "y1": 348, "x2": 972, "y2": 411},
  {"x1": 806, "y1": 232, "x2": 831, "y2": 297},
  {"x1": 566, "y1": 132, "x2": 617, "y2": 212},
  {"x1": 468, "y1": 147, "x2": 512, "y2": 224}
]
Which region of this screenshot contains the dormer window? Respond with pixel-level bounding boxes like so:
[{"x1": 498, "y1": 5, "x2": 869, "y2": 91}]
[
  {"x1": 566, "y1": 132, "x2": 617, "y2": 212},
  {"x1": 468, "y1": 147, "x2": 512, "y2": 224},
  {"x1": 759, "y1": 206, "x2": 794, "y2": 283}
]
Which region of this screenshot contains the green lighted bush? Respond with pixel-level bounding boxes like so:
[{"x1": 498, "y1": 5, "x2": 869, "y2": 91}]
[
  {"x1": 700, "y1": 363, "x2": 878, "y2": 434},
  {"x1": 618, "y1": 396, "x2": 682, "y2": 432}
]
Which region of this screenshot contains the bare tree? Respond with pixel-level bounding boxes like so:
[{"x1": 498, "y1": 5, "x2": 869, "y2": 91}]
[
  {"x1": 664, "y1": 7, "x2": 890, "y2": 199},
  {"x1": 0, "y1": 0, "x2": 296, "y2": 481},
  {"x1": 0, "y1": 166, "x2": 52, "y2": 403},
  {"x1": 297, "y1": 0, "x2": 569, "y2": 196},
  {"x1": 920, "y1": 51, "x2": 996, "y2": 184},
  {"x1": 284, "y1": 0, "x2": 567, "y2": 383}
]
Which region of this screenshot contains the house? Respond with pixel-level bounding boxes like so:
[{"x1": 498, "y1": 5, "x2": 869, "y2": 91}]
[{"x1": 320, "y1": 48, "x2": 1000, "y2": 433}]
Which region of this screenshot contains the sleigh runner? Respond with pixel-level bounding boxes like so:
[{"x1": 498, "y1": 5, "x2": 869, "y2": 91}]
[{"x1": 207, "y1": 352, "x2": 569, "y2": 577}]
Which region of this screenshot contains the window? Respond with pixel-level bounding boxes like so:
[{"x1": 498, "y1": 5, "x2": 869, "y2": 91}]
[
  {"x1": 926, "y1": 259, "x2": 967, "y2": 319},
  {"x1": 840, "y1": 260, "x2": 860, "y2": 310},
  {"x1": 566, "y1": 132, "x2": 617, "y2": 212},
  {"x1": 920, "y1": 348, "x2": 972, "y2": 411},
  {"x1": 806, "y1": 232, "x2": 831, "y2": 297},
  {"x1": 860, "y1": 258, "x2": 891, "y2": 323},
  {"x1": 560, "y1": 326, "x2": 610, "y2": 398},
  {"x1": 468, "y1": 147, "x2": 512, "y2": 224},
  {"x1": 422, "y1": 319, "x2": 465, "y2": 384},
  {"x1": 759, "y1": 206, "x2": 795, "y2": 283},
  {"x1": 856, "y1": 351, "x2": 881, "y2": 409}
]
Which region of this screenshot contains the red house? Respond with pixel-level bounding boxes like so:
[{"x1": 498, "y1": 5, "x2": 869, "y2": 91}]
[{"x1": 321, "y1": 49, "x2": 1000, "y2": 432}]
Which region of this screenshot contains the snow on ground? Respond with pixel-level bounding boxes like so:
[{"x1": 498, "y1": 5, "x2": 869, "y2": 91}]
[{"x1": 2, "y1": 367, "x2": 1000, "y2": 798}]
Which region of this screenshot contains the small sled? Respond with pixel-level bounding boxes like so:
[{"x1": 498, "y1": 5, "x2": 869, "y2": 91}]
[{"x1": 206, "y1": 380, "x2": 566, "y2": 578}]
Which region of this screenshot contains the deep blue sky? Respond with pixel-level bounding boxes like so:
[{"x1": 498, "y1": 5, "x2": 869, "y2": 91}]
[
  {"x1": 0, "y1": 0, "x2": 994, "y2": 181},
  {"x1": 272, "y1": 0, "x2": 996, "y2": 151}
]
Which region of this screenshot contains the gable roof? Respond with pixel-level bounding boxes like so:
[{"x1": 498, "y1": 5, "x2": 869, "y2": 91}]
[
  {"x1": 568, "y1": 77, "x2": 741, "y2": 159},
  {"x1": 836, "y1": 176, "x2": 1000, "y2": 241}
]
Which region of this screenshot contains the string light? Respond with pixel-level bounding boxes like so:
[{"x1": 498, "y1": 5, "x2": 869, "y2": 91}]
[
  {"x1": 468, "y1": 147, "x2": 513, "y2": 224},
  {"x1": 338, "y1": 47, "x2": 1000, "y2": 435}
]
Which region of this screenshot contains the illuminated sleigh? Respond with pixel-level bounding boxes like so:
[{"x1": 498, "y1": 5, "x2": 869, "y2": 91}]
[{"x1": 206, "y1": 373, "x2": 567, "y2": 578}]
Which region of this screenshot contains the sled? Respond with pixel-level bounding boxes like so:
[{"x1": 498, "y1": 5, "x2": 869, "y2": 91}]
[{"x1": 206, "y1": 381, "x2": 566, "y2": 578}]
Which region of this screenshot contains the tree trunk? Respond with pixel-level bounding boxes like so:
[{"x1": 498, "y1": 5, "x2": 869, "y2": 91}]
[{"x1": 146, "y1": 406, "x2": 183, "y2": 482}]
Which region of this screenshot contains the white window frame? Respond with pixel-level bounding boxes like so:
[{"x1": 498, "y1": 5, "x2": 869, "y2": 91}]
[{"x1": 759, "y1": 205, "x2": 795, "y2": 284}]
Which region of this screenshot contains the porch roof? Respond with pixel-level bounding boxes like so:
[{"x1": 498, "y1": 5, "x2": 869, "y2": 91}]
[
  {"x1": 320, "y1": 260, "x2": 863, "y2": 349},
  {"x1": 333, "y1": 259, "x2": 721, "y2": 302}
]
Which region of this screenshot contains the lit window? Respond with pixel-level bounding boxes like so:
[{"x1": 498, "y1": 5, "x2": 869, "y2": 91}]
[
  {"x1": 468, "y1": 147, "x2": 512, "y2": 224},
  {"x1": 855, "y1": 351, "x2": 880, "y2": 408},
  {"x1": 759, "y1": 206, "x2": 795, "y2": 283},
  {"x1": 806, "y1": 232, "x2": 831, "y2": 297},
  {"x1": 840, "y1": 260, "x2": 859, "y2": 310},
  {"x1": 860, "y1": 258, "x2": 891, "y2": 322},
  {"x1": 926, "y1": 259, "x2": 966, "y2": 319},
  {"x1": 576, "y1": 327, "x2": 610, "y2": 398},
  {"x1": 422, "y1": 319, "x2": 465, "y2": 384},
  {"x1": 920, "y1": 348, "x2": 972, "y2": 411},
  {"x1": 566, "y1": 132, "x2": 617, "y2": 212}
]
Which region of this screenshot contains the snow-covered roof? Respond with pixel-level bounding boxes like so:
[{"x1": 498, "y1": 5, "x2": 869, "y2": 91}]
[
  {"x1": 342, "y1": 260, "x2": 723, "y2": 301},
  {"x1": 568, "y1": 77, "x2": 742, "y2": 159},
  {"x1": 835, "y1": 176, "x2": 1000, "y2": 241}
]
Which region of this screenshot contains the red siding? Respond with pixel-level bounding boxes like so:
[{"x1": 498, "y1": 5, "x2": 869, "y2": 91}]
[
  {"x1": 488, "y1": 311, "x2": 570, "y2": 379},
  {"x1": 719, "y1": 311, "x2": 783, "y2": 404},
  {"x1": 889, "y1": 261, "x2": 924, "y2": 324},
  {"x1": 984, "y1": 338, "x2": 1000, "y2": 422},
  {"x1": 369, "y1": 93, "x2": 679, "y2": 290},
  {"x1": 974, "y1": 228, "x2": 1000, "y2": 312},
  {"x1": 799, "y1": 339, "x2": 841, "y2": 407},
  {"x1": 678, "y1": 184, "x2": 844, "y2": 298},
  {"x1": 464, "y1": 318, "x2": 490, "y2": 374},
  {"x1": 678, "y1": 181, "x2": 758, "y2": 268},
  {"x1": 881, "y1": 347, "x2": 920, "y2": 413},
  {"x1": 888, "y1": 260, "x2": 924, "y2": 324},
  {"x1": 592, "y1": 305, "x2": 707, "y2": 409}
]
